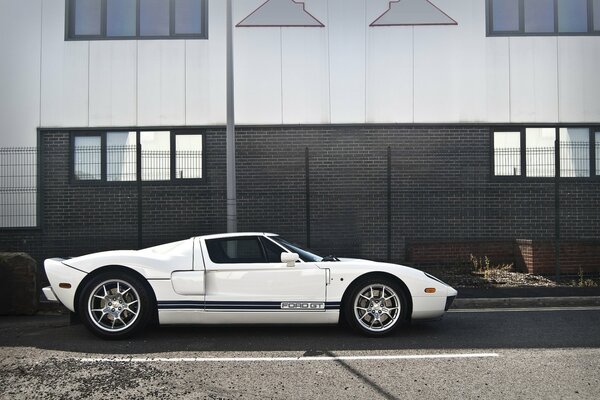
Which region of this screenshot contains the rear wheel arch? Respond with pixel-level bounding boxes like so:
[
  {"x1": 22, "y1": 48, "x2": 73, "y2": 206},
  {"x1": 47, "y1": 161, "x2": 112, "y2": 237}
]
[{"x1": 340, "y1": 272, "x2": 413, "y2": 323}]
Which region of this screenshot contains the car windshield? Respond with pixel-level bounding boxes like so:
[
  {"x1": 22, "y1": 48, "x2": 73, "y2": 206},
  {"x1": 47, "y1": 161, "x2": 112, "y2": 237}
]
[{"x1": 269, "y1": 236, "x2": 322, "y2": 262}]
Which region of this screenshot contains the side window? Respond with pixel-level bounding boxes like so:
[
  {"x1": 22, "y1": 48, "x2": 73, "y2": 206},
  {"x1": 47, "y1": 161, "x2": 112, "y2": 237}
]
[
  {"x1": 261, "y1": 237, "x2": 287, "y2": 263},
  {"x1": 206, "y1": 237, "x2": 265, "y2": 264}
]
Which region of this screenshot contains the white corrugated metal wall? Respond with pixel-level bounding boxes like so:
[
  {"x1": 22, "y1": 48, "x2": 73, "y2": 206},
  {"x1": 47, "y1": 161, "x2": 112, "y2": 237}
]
[{"x1": 1, "y1": 0, "x2": 599, "y2": 148}]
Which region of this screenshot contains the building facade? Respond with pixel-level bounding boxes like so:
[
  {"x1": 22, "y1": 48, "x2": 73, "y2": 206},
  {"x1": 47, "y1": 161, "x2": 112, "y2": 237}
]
[{"x1": 1, "y1": 0, "x2": 599, "y2": 274}]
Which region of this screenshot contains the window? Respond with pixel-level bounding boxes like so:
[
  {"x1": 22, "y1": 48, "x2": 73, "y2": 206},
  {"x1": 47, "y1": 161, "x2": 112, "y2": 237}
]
[
  {"x1": 490, "y1": 0, "x2": 520, "y2": 32},
  {"x1": 73, "y1": 0, "x2": 102, "y2": 36},
  {"x1": 526, "y1": 128, "x2": 555, "y2": 177},
  {"x1": 524, "y1": 0, "x2": 555, "y2": 33},
  {"x1": 71, "y1": 130, "x2": 203, "y2": 183},
  {"x1": 140, "y1": 131, "x2": 171, "y2": 181},
  {"x1": 261, "y1": 237, "x2": 287, "y2": 263},
  {"x1": 107, "y1": 132, "x2": 137, "y2": 181},
  {"x1": 493, "y1": 131, "x2": 521, "y2": 176},
  {"x1": 67, "y1": 0, "x2": 208, "y2": 40},
  {"x1": 558, "y1": 0, "x2": 588, "y2": 33},
  {"x1": 106, "y1": 0, "x2": 136, "y2": 37},
  {"x1": 73, "y1": 135, "x2": 101, "y2": 181},
  {"x1": 175, "y1": 134, "x2": 203, "y2": 179},
  {"x1": 492, "y1": 127, "x2": 599, "y2": 179},
  {"x1": 206, "y1": 237, "x2": 266, "y2": 264},
  {"x1": 560, "y1": 128, "x2": 589, "y2": 177},
  {"x1": 488, "y1": 0, "x2": 600, "y2": 36}
]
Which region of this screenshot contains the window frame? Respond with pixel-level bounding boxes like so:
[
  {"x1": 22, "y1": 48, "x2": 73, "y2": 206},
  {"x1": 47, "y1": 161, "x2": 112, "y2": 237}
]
[
  {"x1": 70, "y1": 128, "x2": 205, "y2": 186},
  {"x1": 490, "y1": 125, "x2": 600, "y2": 181},
  {"x1": 486, "y1": 0, "x2": 600, "y2": 36},
  {"x1": 65, "y1": 0, "x2": 208, "y2": 41}
]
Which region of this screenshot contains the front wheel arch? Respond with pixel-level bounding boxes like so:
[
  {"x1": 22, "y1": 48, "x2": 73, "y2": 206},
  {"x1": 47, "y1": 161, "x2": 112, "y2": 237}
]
[
  {"x1": 74, "y1": 265, "x2": 158, "y2": 323},
  {"x1": 339, "y1": 272, "x2": 413, "y2": 324}
]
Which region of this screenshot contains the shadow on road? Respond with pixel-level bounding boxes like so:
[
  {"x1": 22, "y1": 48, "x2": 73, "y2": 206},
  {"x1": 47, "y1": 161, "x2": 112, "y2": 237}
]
[{"x1": 1, "y1": 309, "x2": 599, "y2": 355}]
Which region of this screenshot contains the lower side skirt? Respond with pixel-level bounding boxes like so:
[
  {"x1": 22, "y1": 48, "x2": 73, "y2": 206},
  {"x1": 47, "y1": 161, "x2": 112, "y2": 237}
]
[{"x1": 158, "y1": 310, "x2": 340, "y2": 325}]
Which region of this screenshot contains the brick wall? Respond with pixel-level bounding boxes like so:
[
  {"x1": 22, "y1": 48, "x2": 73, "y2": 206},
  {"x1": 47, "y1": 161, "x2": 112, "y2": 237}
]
[
  {"x1": 1, "y1": 125, "x2": 599, "y2": 275},
  {"x1": 39, "y1": 130, "x2": 227, "y2": 259}
]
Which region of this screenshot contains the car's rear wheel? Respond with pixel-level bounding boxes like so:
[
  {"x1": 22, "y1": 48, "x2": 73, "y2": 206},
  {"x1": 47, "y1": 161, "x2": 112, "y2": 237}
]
[
  {"x1": 344, "y1": 276, "x2": 408, "y2": 337},
  {"x1": 78, "y1": 271, "x2": 153, "y2": 339}
]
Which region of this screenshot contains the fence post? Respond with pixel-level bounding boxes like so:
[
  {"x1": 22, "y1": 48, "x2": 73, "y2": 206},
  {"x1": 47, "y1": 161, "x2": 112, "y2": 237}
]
[
  {"x1": 387, "y1": 146, "x2": 392, "y2": 262},
  {"x1": 137, "y1": 140, "x2": 143, "y2": 249},
  {"x1": 554, "y1": 132, "x2": 560, "y2": 280},
  {"x1": 305, "y1": 147, "x2": 311, "y2": 248}
]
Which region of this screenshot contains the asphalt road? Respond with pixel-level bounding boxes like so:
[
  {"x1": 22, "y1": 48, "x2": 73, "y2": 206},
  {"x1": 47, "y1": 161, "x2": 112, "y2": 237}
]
[{"x1": 1, "y1": 308, "x2": 599, "y2": 399}]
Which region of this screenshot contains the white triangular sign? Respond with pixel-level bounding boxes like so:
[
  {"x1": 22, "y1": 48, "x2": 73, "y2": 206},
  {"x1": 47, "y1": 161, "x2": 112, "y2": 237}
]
[
  {"x1": 371, "y1": 0, "x2": 457, "y2": 26},
  {"x1": 237, "y1": 0, "x2": 324, "y2": 27}
]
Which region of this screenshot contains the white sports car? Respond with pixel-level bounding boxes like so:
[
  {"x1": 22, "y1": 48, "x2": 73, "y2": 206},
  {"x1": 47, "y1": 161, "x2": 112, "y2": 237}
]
[{"x1": 43, "y1": 232, "x2": 457, "y2": 339}]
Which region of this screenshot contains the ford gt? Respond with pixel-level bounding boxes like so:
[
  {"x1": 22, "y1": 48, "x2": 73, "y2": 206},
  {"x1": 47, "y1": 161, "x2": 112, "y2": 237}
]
[{"x1": 43, "y1": 232, "x2": 457, "y2": 339}]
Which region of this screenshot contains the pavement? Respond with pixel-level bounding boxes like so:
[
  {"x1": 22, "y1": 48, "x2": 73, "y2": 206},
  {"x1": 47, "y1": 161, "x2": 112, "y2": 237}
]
[{"x1": 453, "y1": 286, "x2": 600, "y2": 308}]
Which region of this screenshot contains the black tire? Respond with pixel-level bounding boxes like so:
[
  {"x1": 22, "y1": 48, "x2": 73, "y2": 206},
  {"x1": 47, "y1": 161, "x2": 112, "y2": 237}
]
[
  {"x1": 343, "y1": 275, "x2": 408, "y2": 337},
  {"x1": 78, "y1": 271, "x2": 153, "y2": 340}
]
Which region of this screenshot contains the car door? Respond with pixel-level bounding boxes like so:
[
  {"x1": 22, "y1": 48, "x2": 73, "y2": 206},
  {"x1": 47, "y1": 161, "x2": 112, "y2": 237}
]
[{"x1": 201, "y1": 235, "x2": 326, "y2": 311}]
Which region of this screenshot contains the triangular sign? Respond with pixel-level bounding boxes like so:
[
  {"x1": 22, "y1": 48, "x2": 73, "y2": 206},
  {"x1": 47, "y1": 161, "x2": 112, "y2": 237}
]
[
  {"x1": 237, "y1": 0, "x2": 324, "y2": 27},
  {"x1": 371, "y1": 0, "x2": 457, "y2": 26}
]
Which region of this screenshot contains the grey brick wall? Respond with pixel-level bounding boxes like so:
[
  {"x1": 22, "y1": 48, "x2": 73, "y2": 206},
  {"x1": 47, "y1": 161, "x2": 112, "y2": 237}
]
[{"x1": 1, "y1": 125, "x2": 598, "y2": 272}]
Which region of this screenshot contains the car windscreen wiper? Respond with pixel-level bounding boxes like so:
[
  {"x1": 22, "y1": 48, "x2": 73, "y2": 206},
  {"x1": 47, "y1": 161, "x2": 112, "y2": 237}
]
[{"x1": 321, "y1": 255, "x2": 340, "y2": 262}]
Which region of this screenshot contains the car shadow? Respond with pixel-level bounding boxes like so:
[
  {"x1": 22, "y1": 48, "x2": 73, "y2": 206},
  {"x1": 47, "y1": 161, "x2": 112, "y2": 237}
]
[{"x1": 1, "y1": 309, "x2": 600, "y2": 355}]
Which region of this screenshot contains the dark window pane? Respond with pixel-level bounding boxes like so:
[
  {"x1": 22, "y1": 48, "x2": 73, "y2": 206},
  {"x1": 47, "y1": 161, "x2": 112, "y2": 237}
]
[
  {"x1": 74, "y1": 0, "x2": 102, "y2": 36},
  {"x1": 206, "y1": 238, "x2": 265, "y2": 264},
  {"x1": 107, "y1": 0, "x2": 137, "y2": 37},
  {"x1": 493, "y1": 131, "x2": 521, "y2": 176},
  {"x1": 175, "y1": 0, "x2": 203, "y2": 34},
  {"x1": 491, "y1": 0, "x2": 519, "y2": 32},
  {"x1": 140, "y1": 0, "x2": 170, "y2": 36},
  {"x1": 261, "y1": 238, "x2": 287, "y2": 263},
  {"x1": 74, "y1": 136, "x2": 101, "y2": 180},
  {"x1": 524, "y1": 0, "x2": 555, "y2": 33},
  {"x1": 593, "y1": 0, "x2": 600, "y2": 31},
  {"x1": 558, "y1": 0, "x2": 588, "y2": 33}
]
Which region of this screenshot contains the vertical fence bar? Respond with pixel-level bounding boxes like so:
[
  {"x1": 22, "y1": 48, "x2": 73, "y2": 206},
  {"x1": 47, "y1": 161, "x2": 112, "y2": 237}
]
[
  {"x1": 137, "y1": 139, "x2": 143, "y2": 249},
  {"x1": 387, "y1": 146, "x2": 392, "y2": 262},
  {"x1": 305, "y1": 147, "x2": 311, "y2": 248},
  {"x1": 554, "y1": 131, "x2": 560, "y2": 280}
]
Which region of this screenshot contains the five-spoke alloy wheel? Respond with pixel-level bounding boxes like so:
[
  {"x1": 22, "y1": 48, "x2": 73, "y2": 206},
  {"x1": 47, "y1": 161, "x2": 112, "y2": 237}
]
[
  {"x1": 79, "y1": 272, "x2": 153, "y2": 339},
  {"x1": 344, "y1": 276, "x2": 407, "y2": 337}
]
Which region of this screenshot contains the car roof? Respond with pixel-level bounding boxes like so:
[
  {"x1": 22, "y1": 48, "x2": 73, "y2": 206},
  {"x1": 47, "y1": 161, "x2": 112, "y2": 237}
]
[{"x1": 197, "y1": 232, "x2": 278, "y2": 240}]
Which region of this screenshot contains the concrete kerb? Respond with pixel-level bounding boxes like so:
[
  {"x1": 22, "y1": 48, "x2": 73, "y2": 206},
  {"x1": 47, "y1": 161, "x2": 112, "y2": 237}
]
[{"x1": 452, "y1": 296, "x2": 600, "y2": 309}]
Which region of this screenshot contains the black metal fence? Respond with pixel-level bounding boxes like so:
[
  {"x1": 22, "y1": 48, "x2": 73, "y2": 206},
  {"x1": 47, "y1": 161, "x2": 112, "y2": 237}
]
[
  {"x1": 0, "y1": 147, "x2": 38, "y2": 227},
  {"x1": 73, "y1": 145, "x2": 202, "y2": 182},
  {"x1": 0, "y1": 141, "x2": 598, "y2": 278},
  {"x1": 494, "y1": 142, "x2": 597, "y2": 178}
]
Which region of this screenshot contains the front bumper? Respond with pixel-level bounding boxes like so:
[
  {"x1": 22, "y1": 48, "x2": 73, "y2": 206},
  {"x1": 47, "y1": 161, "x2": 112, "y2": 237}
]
[
  {"x1": 42, "y1": 286, "x2": 58, "y2": 302},
  {"x1": 445, "y1": 295, "x2": 456, "y2": 311}
]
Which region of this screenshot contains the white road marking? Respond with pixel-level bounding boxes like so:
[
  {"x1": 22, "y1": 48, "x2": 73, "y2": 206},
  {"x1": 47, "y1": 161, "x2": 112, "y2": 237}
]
[
  {"x1": 80, "y1": 353, "x2": 499, "y2": 363},
  {"x1": 450, "y1": 306, "x2": 600, "y2": 313}
]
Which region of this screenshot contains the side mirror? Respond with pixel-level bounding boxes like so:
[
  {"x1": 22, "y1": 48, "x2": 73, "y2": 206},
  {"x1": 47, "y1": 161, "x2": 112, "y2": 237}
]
[{"x1": 281, "y1": 252, "x2": 300, "y2": 267}]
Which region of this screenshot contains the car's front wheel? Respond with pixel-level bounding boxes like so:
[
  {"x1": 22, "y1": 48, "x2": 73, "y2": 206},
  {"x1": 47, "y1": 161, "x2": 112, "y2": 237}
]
[
  {"x1": 78, "y1": 271, "x2": 153, "y2": 339},
  {"x1": 344, "y1": 276, "x2": 408, "y2": 337}
]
